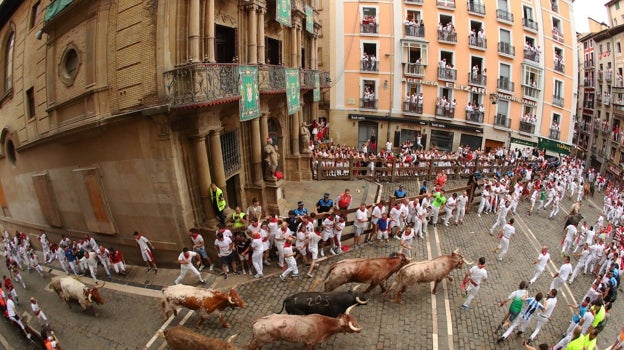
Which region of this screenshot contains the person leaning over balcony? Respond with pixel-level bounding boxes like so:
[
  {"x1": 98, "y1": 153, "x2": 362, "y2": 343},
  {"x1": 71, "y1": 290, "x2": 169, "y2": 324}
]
[{"x1": 477, "y1": 28, "x2": 486, "y2": 46}]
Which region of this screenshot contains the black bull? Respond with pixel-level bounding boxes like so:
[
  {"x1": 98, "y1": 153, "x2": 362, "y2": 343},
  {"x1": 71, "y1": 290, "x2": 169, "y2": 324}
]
[
  {"x1": 564, "y1": 213, "x2": 583, "y2": 228},
  {"x1": 277, "y1": 288, "x2": 368, "y2": 317}
]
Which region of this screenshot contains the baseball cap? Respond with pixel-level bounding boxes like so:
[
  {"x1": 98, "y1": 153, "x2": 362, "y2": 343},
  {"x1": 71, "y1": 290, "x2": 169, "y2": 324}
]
[{"x1": 297, "y1": 201, "x2": 304, "y2": 206}]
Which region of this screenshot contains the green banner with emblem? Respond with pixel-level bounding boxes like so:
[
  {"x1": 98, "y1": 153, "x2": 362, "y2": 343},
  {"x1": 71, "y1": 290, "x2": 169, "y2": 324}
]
[
  {"x1": 276, "y1": 0, "x2": 292, "y2": 27},
  {"x1": 313, "y1": 72, "x2": 320, "y2": 102},
  {"x1": 285, "y1": 68, "x2": 301, "y2": 115},
  {"x1": 305, "y1": 5, "x2": 314, "y2": 34},
  {"x1": 238, "y1": 66, "x2": 260, "y2": 121},
  {"x1": 538, "y1": 137, "x2": 572, "y2": 155}
]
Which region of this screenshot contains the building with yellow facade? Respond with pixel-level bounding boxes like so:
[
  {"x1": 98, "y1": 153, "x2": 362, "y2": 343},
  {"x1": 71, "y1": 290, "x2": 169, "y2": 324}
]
[
  {"x1": 0, "y1": 0, "x2": 327, "y2": 264},
  {"x1": 326, "y1": 0, "x2": 577, "y2": 155}
]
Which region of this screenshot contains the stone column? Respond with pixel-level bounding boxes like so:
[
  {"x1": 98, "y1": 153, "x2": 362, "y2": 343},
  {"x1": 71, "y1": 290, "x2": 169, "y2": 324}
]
[
  {"x1": 247, "y1": 5, "x2": 258, "y2": 64},
  {"x1": 204, "y1": 0, "x2": 215, "y2": 62},
  {"x1": 260, "y1": 113, "x2": 269, "y2": 142},
  {"x1": 291, "y1": 25, "x2": 298, "y2": 67},
  {"x1": 193, "y1": 135, "x2": 213, "y2": 222},
  {"x1": 311, "y1": 35, "x2": 317, "y2": 69},
  {"x1": 251, "y1": 117, "x2": 264, "y2": 186},
  {"x1": 297, "y1": 24, "x2": 303, "y2": 68},
  {"x1": 257, "y1": 8, "x2": 266, "y2": 64},
  {"x1": 189, "y1": 0, "x2": 201, "y2": 62},
  {"x1": 291, "y1": 111, "x2": 300, "y2": 156},
  {"x1": 209, "y1": 129, "x2": 227, "y2": 190}
]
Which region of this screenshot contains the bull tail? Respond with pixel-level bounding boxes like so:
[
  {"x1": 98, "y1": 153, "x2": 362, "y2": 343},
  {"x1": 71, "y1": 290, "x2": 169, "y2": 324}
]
[
  {"x1": 275, "y1": 299, "x2": 287, "y2": 314},
  {"x1": 45, "y1": 277, "x2": 60, "y2": 293},
  {"x1": 324, "y1": 262, "x2": 338, "y2": 280}
]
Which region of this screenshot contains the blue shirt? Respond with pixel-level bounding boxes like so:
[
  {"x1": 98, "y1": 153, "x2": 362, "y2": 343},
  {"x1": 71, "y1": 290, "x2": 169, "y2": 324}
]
[
  {"x1": 64, "y1": 249, "x2": 76, "y2": 262},
  {"x1": 394, "y1": 189, "x2": 407, "y2": 198},
  {"x1": 378, "y1": 218, "x2": 389, "y2": 231},
  {"x1": 520, "y1": 297, "x2": 544, "y2": 320},
  {"x1": 316, "y1": 198, "x2": 333, "y2": 213},
  {"x1": 573, "y1": 303, "x2": 589, "y2": 323},
  {"x1": 294, "y1": 207, "x2": 308, "y2": 217}
]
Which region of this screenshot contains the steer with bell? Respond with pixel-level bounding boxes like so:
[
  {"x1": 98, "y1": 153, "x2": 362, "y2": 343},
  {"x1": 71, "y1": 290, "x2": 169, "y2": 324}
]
[
  {"x1": 383, "y1": 249, "x2": 471, "y2": 303},
  {"x1": 277, "y1": 285, "x2": 368, "y2": 317}
]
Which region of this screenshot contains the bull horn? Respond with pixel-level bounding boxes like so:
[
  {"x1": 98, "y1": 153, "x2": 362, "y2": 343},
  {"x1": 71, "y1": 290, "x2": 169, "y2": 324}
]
[
  {"x1": 226, "y1": 334, "x2": 238, "y2": 343},
  {"x1": 355, "y1": 296, "x2": 368, "y2": 305},
  {"x1": 348, "y1": 321, "x2": 362, "y2": 332},
  {"x1": 98, "y1": 281, "x2": 106, "y2": 289},
  {"x1": 352, "y1": 284, "x2": 361, "y2": 292},
  {"x1": 88, "y1": 292, "x2": 93, "y2": 303},
  {"x1": 345, "y1": 304, "x2": 357, "y2": 315},
  {"x1": 462, "y1": 258, "x2": 474, "y2": 265},
  {"x1": 453, "y1": 248, "x2": 460, "y2": 254},
  {"x1": 228, "y1": 296, "x2": 234, "y2": 304}
]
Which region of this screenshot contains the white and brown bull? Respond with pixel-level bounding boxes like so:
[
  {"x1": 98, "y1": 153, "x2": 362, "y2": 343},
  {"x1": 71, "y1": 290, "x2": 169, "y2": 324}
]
[
  {"x1": 382, "y1": 249, "x2": 471, "y2": 303},
  {"x1": 247, "y1": 304, "x2": 362, "y2": 350},
  {"x1": 163, "y1": 325, "x2": 238, "y2": 350},
  {"x1": 323, "y1": 252, "x2": 410, "y2": 293},
  {"x1": 161, "y1": 284, "x2": 247, "y2": 328},
  {"x1": 46, "y1": 276, "x2": 105, "y2": 314}
]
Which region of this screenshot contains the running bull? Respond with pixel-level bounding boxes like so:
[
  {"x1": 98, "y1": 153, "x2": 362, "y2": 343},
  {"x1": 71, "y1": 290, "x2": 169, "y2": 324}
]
[
  {"x1": 163, "y1": 325, "x2": 238, "y2": 350},
  {"x1": 277, "y1": 285, "x2": 368, "y2": 317},
  {"x1": 46, "y1": 276, "x2": 105, "y2": 314},
  {"x1": 248, "y1": 304, "x2": 362, "y2": 350},
  {"x1": 382, "y1": 249, "x2": 471, "y2": 303},
  {"x1": 161, "y1": 284, "x2": 247, "y2": 328},
  {"x1": 323, "y1": 252, "x2": 410, "y2": 293}
]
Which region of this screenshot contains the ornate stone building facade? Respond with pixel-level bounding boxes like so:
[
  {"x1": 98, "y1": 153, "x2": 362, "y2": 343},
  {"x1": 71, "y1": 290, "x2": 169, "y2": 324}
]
[{"x1": 0, "y1": 0, "x2": 327, "y2": 264}]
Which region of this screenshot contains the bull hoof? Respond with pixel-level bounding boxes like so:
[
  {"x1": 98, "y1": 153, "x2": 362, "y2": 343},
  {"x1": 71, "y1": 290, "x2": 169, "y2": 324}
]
[
  {"x1": 222, "y1": 323, "x2": 231, "y2": 328},
  {"x1": 447, "y1": 277, "x2": 453, "y2": 282},
  {"x1": 431, "y1": 290, "x2": 438, "y2": 295}
]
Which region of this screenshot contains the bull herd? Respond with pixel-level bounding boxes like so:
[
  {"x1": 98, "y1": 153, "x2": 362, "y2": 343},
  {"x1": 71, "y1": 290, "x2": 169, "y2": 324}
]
[{"x1": 160, "y1": 250, "x2": 471, "y2": 350}]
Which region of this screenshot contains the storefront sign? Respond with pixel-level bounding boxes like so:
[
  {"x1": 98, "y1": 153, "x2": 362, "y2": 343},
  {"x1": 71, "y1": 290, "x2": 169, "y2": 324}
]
[
  {"x1": 607, "y1": 164, "x2": 621, "y2": 176},
  {"x1": 493, "y1": 93, "x2": 537, "y2": 106},
  {"x1": 510, "y1": 137, "x2": 537, "y2": 147},
  {"x1": 347, "y1": 114, "x2": 482, "y2": 133},
  {"x1": 537, "y1": 137, "x2": 572, "y2": 155}
]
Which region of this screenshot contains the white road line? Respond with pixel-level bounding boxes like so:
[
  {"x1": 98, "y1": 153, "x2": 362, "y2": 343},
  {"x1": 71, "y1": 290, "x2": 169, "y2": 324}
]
[
  {"x1": 143, "y1": 308, "x2": 195, "y2": 350},
  {"x1": 0, "y1": 333, "x2": 14, "y2": 350},
  {"x1": 427, "y1": 227, "x2": 439, "y2": 350},
  {"x1": 433, "y1": 225, "x2": 455, "y2": 350}
]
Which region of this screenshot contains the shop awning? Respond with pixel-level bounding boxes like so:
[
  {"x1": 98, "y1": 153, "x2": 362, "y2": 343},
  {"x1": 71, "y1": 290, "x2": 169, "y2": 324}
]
[
  {"x1": 537, "y1": 137, "x2": 572, "y2": 156},
  {"x1": 44, "y1": 0, "x2": 74, "y2": 23}
]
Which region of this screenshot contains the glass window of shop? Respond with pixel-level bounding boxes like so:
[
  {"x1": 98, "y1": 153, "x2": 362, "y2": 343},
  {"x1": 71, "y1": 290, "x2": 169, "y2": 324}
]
[{"x1": 430, "y1": 129, "x2": 454, "y2": 152}]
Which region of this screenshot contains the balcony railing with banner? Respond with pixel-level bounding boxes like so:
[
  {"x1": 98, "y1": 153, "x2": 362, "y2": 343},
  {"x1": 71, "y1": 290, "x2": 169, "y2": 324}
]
[
  {"x1": 519, "y1": 121, "x2": 536, "y2": 134},
  {"x1": 496, "y1": 9, "x2": 514, "y2": 23},
  {"x1": 549, "y1": 128, "x2": 560, "y2": 140},
  {"x1": 258, "y1": 64, "x2": 286, "y2": 92},
  {"x1": 163, "y1": 63, "x2": 239, "y2": 107},
  {"x1": 468, "y1": 36, "x2": 487, "y2": 49},
  {"x1": 553, "y1": 95, "x2": 564, "y2": 107},
  {"x1": 437, "y1": 67, "x2": 457, "y2": 81},
  {"x1": 405, "y1": 63, "x2": 425, "y2": 77},
  {"x1": 361, "y1": 23, "x2": 379, "y2": 34},
  {"x1": 522, "y1": 18, "x2": 539, "y2": 31},
  {"x1": 554, "y1": 60, "x2": 565, "y2": 73},
  {"x1": 465, "y1": 111, "x2": 484, "y2": 123},
  {"x1": 497, "y1": 78, "x2": 514, "y2": 92},
  {"x1": 300, "y1": 69, "x2": 316, "y2": 89},
  {"x1": 435, "y1": 103, "x2": 455, "y2": 119},
  {"x1": 403, "y1": 102, "x2": 424, "y2": 114},
  {"x1": 404, "y1": 25, "x2": 425, "y2": 38},
  {"x1": 360, "y1": 98, "x2": 378, "y2": 110},
  {"x1": 524, "y1": 49, "x2": 540, "y2": 63},
  {"x1": 467, "y1": 2, "x2": 485, "y2": 15},
  {"x1": 468, "y1": 73, "x2": 486, "y2": 86},
  {"x1": 498, "y1": 42, "x2": 515, "y2": 56},
  {"x1": 552, "y1": 29, "x2": 564, "y2": 43},
  {"x1": 436, "y1": 0, "x2": 456, "y2": 9},
  {"x1": 437, "y1": 30, "x2": 457, "y2": 43},
  {"x1": 523, "y1": 85, "x2": 540, "y2": 99},
  {"x1": 494, "y1": 114, "x2": 511, "y2": 128},
  {"x1": 320, "y1": 71, "x2": 331, "y2": 88}
]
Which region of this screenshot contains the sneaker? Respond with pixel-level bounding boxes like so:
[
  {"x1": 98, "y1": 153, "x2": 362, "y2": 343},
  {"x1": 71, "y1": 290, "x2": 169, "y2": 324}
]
[
  {"x1": 200, "y1": 279, "x2": 206, "y2": 284},
  {"x1": 279, "y1": 274, "x2": 286, "y2": 282},
  {"x1": 209, "y1": 265, "x2": 214, "y2": 271},
  {"x1": 254, "y1": 274, "x2": 263, "y2": 279},
  {"x1": 263, "y1": 260, "x2": 271, "y2": 266},
  {"x1": 292, "y1": 274, "x2": 299, "y2": 278},
  {"x1": 444, "y1": 222, "x2": 449, "y2": 227},
  {"x1": 330, "y1": 249, "x2": 337, "y2": 256},
  {"x1": 497, "y1": 257, "x2": 502, "y2": 261},
  {"x1": 495, "y1": 324, "x2": 502, "y2": 334},
  {"x1": 307, "y1": 272, "x2": 313, "y2": 278},
  {"x1": 320, "y1": 250, "x2": 325, "y2": 257},
  {"x1": 516, "y1": 331, "x2": 524, "y2": 337},
  {"x1": 199, "y1": 265, "x2": 205, "y2": 272},
  {"x1": 496, "y1": 337, "x2": 505, "y2": 344},
  {"x1": 154, "y1": 268, "x2": 159, "y2": 275},
  {"x1": 146, "y1": 267, "x2": 152, "y2": 273},
  {"x1": 242, "y1": 270, "x2": 247, "y2": 275},
  {"x1": 461, "y1": 304, "x2": 470, "y2": 309},
  {"x1": 477, "y1": 214, "x2": 481, "y2": 217},
  {"x1": 224, "y1": 273, "x2": 228, "y2": 280}
]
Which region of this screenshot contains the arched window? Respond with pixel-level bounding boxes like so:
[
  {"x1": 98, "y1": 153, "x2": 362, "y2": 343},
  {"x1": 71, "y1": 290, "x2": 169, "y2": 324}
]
[{"x1": 3, "y1": 31, "x2": 14, "y2": 94}]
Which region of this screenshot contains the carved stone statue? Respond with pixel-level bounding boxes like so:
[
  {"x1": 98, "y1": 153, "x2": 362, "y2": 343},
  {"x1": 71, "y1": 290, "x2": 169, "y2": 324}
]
[
  {"x1": 300, "y1": 123, "x2": 311, "y2": 154},
  {"x1": 264, "y1": 138, "x2": 280, "y2": 180}
]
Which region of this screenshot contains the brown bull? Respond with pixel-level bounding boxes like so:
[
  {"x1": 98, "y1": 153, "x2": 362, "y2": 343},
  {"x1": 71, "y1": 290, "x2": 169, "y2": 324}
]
[
  {"x1": 382, "y1": 250, "x2": 471, "y2": 303},
  {"x1": 161, "y1": 284, "x2": 247, "y2": 328},
  {"x1": 247, "y1": 304, "x2": 361, "y2": 350},
  {"x1": 323, "y1": 253, "x2": 410, "y2": 293},
  {"x1": 163, "y1": 325, "x2": 237, "y2": 350}
]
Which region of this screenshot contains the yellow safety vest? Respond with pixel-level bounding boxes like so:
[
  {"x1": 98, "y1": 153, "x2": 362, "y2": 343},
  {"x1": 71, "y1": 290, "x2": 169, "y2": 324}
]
[{"x1": 210, "y1": 187, "x2": 227, "y2": 211}]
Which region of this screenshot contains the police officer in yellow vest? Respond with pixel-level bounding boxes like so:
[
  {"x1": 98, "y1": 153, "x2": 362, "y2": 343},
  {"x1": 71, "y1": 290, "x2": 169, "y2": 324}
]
[
  {"x1": 229, "y1": 206, "x2": 248, "y2": 234},
  {"x1": 210, "y1": 183, "x2": 227, "y2": 226}
]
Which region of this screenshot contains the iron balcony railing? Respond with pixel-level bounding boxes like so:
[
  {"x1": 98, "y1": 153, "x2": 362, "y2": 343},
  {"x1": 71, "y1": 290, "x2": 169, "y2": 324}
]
[
  {"x1": 404, "y1": 25, "x2": 425, "y2": 38},
  {"x1": 467, "y1": 2, "x2": 485, "y2": 15},
  {"x1": 465, "y1": 111, "x2": 484, "y2": 123},
  {"x1": 468, "y1": 73, "x2": 486, "y2": 86},
  {"x1": 552, "y1": 29, "x2": 564, "y2": 43},
  {"x1": 549, "y1": 128, "x2": 560, "y2": 140},
  {"x1": 437, "y1": 31, "x2": 457, "y2": 43},
  {"x1": 498, "y1": 42, "x2": 515, "y2": 56},
  {"x1": 554, "y1": 60, "x2": 565, "y2": 73},
  {"x1": 360, "y1": 23, "x2": 379, "y2": 34},
  {"x1": 522, "y1": 18, "x2": 539, "y2": 31},
  {"x1": 519, "y1": 121, "x2": 536, "y2": 134},
  {"x1": 497, "y1": 78, "x2": 514, "y2": 92},
  {"x1": 163, "y1": 63, "x2": 239, "y2": 107},
  {"x1": 553, "y1": 95, "x2": 564, "y2": 107},
  {"x1": 405, "y1": 0, "x2": 423, "y2": 3},
  {"x1": 438, "y1": 67, "x2": 457, "y2": 81},
  {"x1": 436, "y1": 0, "x2": 456, "y2": 9},
  {"x1": 523, "y1": 85, "x2": 540, "y2": 99},
  {"x1": 361, "y1": 59, "x2": 379, "y2": 72},
  {"x1": 403, "y1": 102, "x2": 424, "y2": 114},
  {"x1": 494, "y1": 114, "x2": 511, "y2": 128},
  {"x1": 468, "y1": 36, "x2": 487, "y2": 49},
  {"x1": 524, "y1": 50, "x2": 540, "y2": 63},
  {"x1": 405, "y1": 63, "x2": 425, "y2": 77},
  {"x1": 360, "y1": 98, "x2": 378, "y2": 110},
  {"x1": 496, "y1": 9, "x2": 514, "y2": 23},
  {"x1": 435, "y1": 103, "x2": 455, "y2": 119}
]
